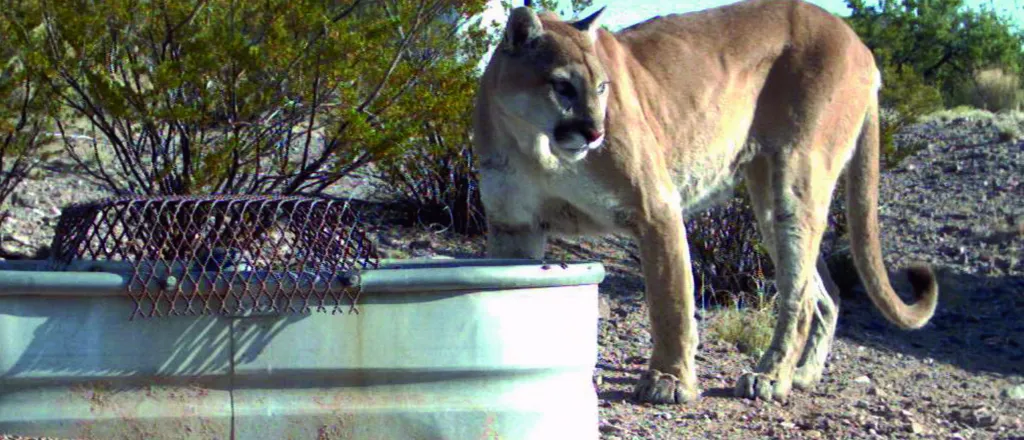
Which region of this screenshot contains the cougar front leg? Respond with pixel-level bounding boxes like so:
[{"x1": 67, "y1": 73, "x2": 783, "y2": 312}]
[
  {"x1": 485, "y1": 222, "x2": 547, "y2": 259},
  {"x1": 479, "y1": 168, "x2": 546, "y2": 259},
  {"x1": 631, "y1": 205, "x2": 700, "y2": 404}
]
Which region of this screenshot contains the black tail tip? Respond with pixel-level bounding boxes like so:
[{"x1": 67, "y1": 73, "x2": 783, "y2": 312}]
[{"x1": 905, "y1": 263, "x2": 936, "y2": 298}]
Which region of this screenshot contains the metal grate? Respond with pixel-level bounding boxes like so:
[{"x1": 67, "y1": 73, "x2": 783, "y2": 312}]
[{"x1": 51, "y1": 195, "x2": 380, "y2": 319}]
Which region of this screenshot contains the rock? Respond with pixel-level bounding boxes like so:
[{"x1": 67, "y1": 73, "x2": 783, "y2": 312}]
[
  {"x1": 408, "y1": 239, "x2": 432, "y2": 250},
  {"x1": 1001, "y1": 384, "x2": 1024, "y2": 400},
  {"x1": 0, "y1": 241, "x2": 32, "y2": 259},
  {"x1": 631, "y1": 329, "x2": 651, "y2": 343},
  {"x1": 853, "y1": 375, "x2": 871, "y2": 385},
  {"x1": 598, "y1": 296, "x2": 612, "y2": 320},
  {"x1": 950, "y1": 406, "x2": 1001, "y2": 428},
  {"x1": 598, "y1": 423, "x2": 623, "y2": 434},
  {"x1": 10, "y1": 192, "x2": 31, "y2": 208},
  {"x1": 5, "y1": 232, "x2": 31, "y2": 245},
  {"x1": 909, "y1": 421, "x2": 926, "y2": 434}
]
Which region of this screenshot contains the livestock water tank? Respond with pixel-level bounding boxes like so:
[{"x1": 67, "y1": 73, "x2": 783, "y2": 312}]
[{"x1": 0, "y1": 196, "x2": 605, "y2": 440}]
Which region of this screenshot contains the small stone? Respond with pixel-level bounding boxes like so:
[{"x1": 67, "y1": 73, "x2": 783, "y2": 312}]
[
  {"x1": 910, "y1": 421, "x2": 926, "y2": 434},
  {"x1": 0, "y1": 241, "x2": 31, "y2": 259},
  {"x1": 5, "y1": 232, "x2": 31, "y2": 245},
  {"x1": 598, "y1": 296, "x2": 612, "y2": 320},
  {"x1": 408, "y1": 239, "x2": 432, "y2": 250},
  {"x1": 1001, "y1": 384, "x2": 1024, "y2": 400},
  {"x1": 779, "y1": 422, "x2": 796, "y2": 429},
  {"x1": 853, "y1": 375, "x2": 871, "y2": 385}
]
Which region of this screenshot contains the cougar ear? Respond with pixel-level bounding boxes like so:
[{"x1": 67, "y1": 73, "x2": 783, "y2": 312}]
[
  {"x1": 502, "y1": 6, "x2": 544, "y2": 55},
  {"x1": 572, "y1": 6, "x2": 606, "y2": 43}
]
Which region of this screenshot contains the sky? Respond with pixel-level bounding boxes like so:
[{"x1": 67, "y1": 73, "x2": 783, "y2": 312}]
[{"x1": 550, "y1": 0, "x2": 1024, "y2": 31}]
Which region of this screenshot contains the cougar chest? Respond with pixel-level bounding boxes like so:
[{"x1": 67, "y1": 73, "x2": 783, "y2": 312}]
[{"x1": 536, "y1": 167, "x2": 631, "y2": 236}]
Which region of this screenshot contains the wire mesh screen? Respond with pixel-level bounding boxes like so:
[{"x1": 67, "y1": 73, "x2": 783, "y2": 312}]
[{"x1": 50, "y1": 195, "x2": 380, "y2": 319}]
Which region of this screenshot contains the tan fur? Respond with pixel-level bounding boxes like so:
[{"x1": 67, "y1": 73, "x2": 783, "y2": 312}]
[{"x1": 473, "y1": 0, "x2": 939, "y2": 404}]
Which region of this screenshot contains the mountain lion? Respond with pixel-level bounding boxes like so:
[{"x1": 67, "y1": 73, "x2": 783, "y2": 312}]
[{"x1": 472, "y1": 0, "x2": 938, "y2": 404}]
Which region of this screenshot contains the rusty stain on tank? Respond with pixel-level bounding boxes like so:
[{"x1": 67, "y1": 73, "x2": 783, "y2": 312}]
[{"x1": 54, "y1": 380, "x2": 230, "y2": 439}]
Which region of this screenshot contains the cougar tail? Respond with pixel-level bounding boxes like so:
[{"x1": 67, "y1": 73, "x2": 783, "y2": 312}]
[{"x1": 844, "y1": 76, "x2": 938, "y2": 330}]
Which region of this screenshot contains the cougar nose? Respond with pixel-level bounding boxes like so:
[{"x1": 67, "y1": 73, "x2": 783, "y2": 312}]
[{"x1": 584, "y1": 129, "x2": 604, "y2": 143}]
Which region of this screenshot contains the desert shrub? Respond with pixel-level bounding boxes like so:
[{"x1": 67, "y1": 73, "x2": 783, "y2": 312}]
[
  {"x1": 994, "y1": 118, "x2": 1022, "y2": 142},
  {"x1": 1, "y1": 4, "x2": 56, "y2": 208},
  {"x1": 969, "y1": 67, "x2": 1023, "y2": 112},
  {"x1": 685, "y1": 190, "x2": 776, "y2": 310},
  {"x1": 374, "y1": 110, "x2": 486, "y2": 235},
  {"x1": 18, "y1": 0, "x2": 491, "y2": 196},
  {"x1": 877, "y1": 63, "x2": 944, "y2": 169},
  {"x1": 375, "y1": 140, "x2": 484, "y2": 235}
]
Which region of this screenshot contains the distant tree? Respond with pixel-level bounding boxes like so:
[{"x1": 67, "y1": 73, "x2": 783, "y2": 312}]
[
  {"x1": 845, "y1": 0, "x2": 1024, "y2": 106},
  {"x1": 20, "y1": 0, "x2": 491, "y2": 196}
]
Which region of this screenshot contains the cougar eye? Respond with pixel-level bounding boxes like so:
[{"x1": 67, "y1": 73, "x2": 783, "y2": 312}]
[
  {"x1": 551, "y1": 80, "x2": 576, "y2": 99},
  {"x1": 596, "y1": 81, "x2": 609, "y2": 94}
]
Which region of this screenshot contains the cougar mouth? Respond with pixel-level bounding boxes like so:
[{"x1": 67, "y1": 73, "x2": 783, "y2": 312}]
[{"x1": 554, "y1": 121, "x2": 605, "y2": 152}]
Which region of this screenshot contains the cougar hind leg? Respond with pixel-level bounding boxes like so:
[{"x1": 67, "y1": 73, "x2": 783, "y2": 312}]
[{"x1": 735, "y1": 148, "x2": 842, "y2": 402}]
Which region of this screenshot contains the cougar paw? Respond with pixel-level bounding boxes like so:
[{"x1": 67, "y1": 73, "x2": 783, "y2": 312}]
[
  {"x1": 792, "y1": 367, "x2": 824, "y2": 391},
  {"x1": 632, "y1": 369, "x2": 698, "y2": 404},
  {"x1": 734, "y1": 372, "x2": 790, "y2": 402}
]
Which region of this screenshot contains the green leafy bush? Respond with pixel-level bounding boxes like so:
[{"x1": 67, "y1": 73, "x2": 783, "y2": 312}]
[
  {"x1": 372, "y1": 57, "x2": 487, "y2": 235},
  {"x1": 845, "y1": 0, "x2": 1024, "y2": 107},
  {"x1": 17, "y1": 0, "x2": 490, "y2": 195},
  {"x1": 877, "y1": 63, "x2": 944, "y2": 169},
  {"x1": 1, "y1": 3, "x2": 55, "y2": 208}
]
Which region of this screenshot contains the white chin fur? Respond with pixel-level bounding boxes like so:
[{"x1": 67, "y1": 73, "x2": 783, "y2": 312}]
[{"x1": 554, "y1": 133, "x2": 604, "y2": 161}]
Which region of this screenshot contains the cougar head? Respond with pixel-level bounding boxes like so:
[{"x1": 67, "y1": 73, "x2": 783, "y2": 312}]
[{"x1": 493, "y1": 6, "x2": 610, "y2": 162}]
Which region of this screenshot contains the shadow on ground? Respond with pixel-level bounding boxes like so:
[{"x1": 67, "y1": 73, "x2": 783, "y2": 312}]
[{"x1": 836, "y1": 267, "x2": 1024, "y2": 377}]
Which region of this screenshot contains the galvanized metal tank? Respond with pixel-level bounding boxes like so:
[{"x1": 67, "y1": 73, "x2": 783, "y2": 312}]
[{"x1": 0, "y1": 258, "x2": 604, "y2": 439}]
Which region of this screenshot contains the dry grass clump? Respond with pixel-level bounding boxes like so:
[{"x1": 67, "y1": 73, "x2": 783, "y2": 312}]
[
  {"x1": 709, "y1": 294, "x2": 777, "y2": 360},
  {"x1": 970, "y1": 68, "x2": 1022, "y2": 113}
]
